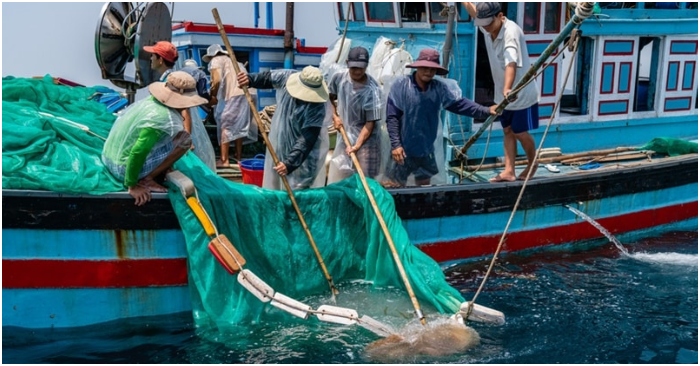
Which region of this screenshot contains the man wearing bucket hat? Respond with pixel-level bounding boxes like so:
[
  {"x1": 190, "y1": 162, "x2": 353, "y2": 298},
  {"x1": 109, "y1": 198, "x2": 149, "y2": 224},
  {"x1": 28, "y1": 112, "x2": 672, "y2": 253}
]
[
  {"x1": 383, "y1": 48, "x2": 498, "y2": 187},
  {"x1": 327, "y1": 46, "x2": 387, "y2": 184},
  {"x1": 102, "y1": 71, "x2": 207, "y2": 206},
  {"x1": 236, "y1": 66, "x2": 330, "y2": 190},
  {"x1": 463, "y1": 2, "x2": 541, "y2": 183},
  {"x1": 204, "y1": 44, "x2": 258, "y2": 168},
  {"x1": 143, "y1": 40, "x2": 179, "y2": 82}
]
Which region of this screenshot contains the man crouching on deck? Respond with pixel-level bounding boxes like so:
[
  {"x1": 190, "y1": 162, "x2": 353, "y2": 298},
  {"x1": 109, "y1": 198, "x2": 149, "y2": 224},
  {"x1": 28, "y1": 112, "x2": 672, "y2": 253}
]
[{"x1": 102, "y1": 71, "x2": 207, "y2": 206}]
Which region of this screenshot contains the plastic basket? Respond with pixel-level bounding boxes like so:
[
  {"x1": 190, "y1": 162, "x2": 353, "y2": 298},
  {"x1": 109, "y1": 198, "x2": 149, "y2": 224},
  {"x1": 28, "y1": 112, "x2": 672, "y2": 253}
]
[{"x1": 240, "y1": 154, "x2": 265, "y2": 187}]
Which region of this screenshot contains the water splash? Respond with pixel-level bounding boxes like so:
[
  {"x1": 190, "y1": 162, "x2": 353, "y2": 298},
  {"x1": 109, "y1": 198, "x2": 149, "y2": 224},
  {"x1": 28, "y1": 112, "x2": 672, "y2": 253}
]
[
  {"x1": 628, "y1": 252, "x2": 698, "y2": 266},
  {"x1": 566, "y1": 205, "x2": 698, "y2": 266},
  {"x1": 565, "y1": 205, "x2": 629, "y2": 255}
]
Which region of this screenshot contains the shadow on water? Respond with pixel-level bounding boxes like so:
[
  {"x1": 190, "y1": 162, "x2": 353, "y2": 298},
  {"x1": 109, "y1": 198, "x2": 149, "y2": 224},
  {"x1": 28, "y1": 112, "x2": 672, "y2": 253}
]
[{"x1": 3, "y1": 232, "x2": 697, "y2": 364}]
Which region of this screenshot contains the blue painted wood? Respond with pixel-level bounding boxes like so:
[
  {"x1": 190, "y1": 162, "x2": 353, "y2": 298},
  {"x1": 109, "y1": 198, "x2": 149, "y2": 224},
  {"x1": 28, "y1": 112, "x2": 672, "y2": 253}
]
[
  {"x1": 2, "y1": 229, "x2": 186, "y2": 259},
  {"x1": 3, "y1": 287, "x2": 190, "y2": 328},
  {"x1": 405, "y1": 183, "x2": 698, "y2": 246}
]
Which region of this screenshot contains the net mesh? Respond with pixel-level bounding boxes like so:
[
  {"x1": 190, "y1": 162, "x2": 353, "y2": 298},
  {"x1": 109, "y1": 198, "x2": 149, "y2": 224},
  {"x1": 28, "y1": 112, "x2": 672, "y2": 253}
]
[
  {"x1": 638, "y1": 137, "x2": 698, "y2": 156},
  {"x1": 2, "y1": 76, "x2": 466, "y2": 332},
  {"x1": 168, "y1": 154, "x2": 465, "y2": 331},
  {"x1": 2, "y1": 75, "x2": 123, "y2": 193}
]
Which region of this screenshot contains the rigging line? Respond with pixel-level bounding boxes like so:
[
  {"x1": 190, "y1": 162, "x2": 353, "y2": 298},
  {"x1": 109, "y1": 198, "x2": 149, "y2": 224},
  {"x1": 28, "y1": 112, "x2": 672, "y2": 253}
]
[
  {"x1": 458, "y1": 121, "x2": 494, "y2": 184},
  {"x1": 334, "y1": 2, "x2": 353, "y2": 63},
  {"x1": 466, "y1": 29, "x2": 583, "y2": 312}
]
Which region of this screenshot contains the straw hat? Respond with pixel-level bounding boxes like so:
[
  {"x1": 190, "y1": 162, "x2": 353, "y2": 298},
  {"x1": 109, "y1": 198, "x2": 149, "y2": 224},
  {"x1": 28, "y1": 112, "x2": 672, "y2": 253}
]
[
  {"x1": 148, "y1": 71, "x2": 208, "y2": 109},
  {"x1": 285, "y1": 66, "x2": 329, "y2": 103},
  {"x1": 202, "y1": 44, "x2": 228, "y2": 63}
]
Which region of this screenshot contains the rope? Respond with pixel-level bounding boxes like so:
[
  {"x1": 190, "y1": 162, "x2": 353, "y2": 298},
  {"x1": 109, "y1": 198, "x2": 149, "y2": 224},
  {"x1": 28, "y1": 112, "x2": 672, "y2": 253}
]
[{"x1": 465, "y1": 23, "x2": 584, "y2": 320}]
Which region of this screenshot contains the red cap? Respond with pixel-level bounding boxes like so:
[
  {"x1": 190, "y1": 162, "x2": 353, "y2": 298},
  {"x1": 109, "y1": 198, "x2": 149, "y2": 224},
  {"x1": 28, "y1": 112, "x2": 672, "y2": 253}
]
[{"x1": 143, "y1": 41, "x2": 178, "y2": 63}]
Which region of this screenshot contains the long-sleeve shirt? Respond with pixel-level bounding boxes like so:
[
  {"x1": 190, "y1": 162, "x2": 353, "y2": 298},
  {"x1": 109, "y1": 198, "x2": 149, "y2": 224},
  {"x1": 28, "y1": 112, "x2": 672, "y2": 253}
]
[{"x1": 386, "y1": 74, "x2": 491, "y2": 156}]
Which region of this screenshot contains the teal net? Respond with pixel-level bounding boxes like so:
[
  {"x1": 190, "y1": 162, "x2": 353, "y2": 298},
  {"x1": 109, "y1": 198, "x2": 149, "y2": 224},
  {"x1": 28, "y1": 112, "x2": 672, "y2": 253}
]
[
  {"x1": 2, "y1": 76, "x2": 466, "y2": 335},
  {"x1": 638, "y1": 137, "x2": 698, "y2": 156},
  {"x1": 2, "y1": 75, "x2": 123, "y2": 193},
  {"x1": 168, "y1": 154, "x2": 466, "y2": 333}
]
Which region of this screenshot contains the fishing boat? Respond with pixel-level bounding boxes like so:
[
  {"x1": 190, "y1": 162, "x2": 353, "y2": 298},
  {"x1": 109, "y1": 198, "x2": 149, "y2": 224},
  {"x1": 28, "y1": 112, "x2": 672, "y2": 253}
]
[{"x1": 2, "y1": 2, "x2": 697, "y2": 330}]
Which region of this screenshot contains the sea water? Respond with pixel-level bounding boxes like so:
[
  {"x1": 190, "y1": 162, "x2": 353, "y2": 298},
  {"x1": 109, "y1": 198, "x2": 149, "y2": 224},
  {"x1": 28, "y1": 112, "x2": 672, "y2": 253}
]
[{"x1": 3, "y1": 231, "x2": 697, "y2": 364}]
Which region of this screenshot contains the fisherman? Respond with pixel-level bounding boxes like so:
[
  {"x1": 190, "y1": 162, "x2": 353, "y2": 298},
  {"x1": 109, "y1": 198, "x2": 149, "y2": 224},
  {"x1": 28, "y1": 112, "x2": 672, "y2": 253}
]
[
  {"x1": 180, "y1": 59, "x2": 210, "y2": 102},
  {"x1": 327, "y1": 46, "x2": 386, "y2": 184},
  {"x1": 175, "y1": 58, "x2": 217, "y2": 171},
  {"x1": 383, "y1": 48, "x2": 498, "y2": 187},
  {"x1": 102, "y1": 71, "x2": 207, "y2": 206},
  {"x1": 236, "y1": 66, "x2": 330, "y2": 190},
  {"x1": 143, "y1": 40, "x2": 179, "y2": 82},
  {"x1": 463, "y1": 2, "x2": 541, "y2": 182},
  {"x1": 203, "y1": 44, "x2": 257, "y2": 168}
]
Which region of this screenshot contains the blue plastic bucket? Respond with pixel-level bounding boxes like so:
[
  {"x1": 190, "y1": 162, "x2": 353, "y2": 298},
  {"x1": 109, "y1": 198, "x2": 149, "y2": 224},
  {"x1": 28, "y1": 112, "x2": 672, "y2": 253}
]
[{"x1": 240, "y1": 154, "x2": 265, "y2": 186}]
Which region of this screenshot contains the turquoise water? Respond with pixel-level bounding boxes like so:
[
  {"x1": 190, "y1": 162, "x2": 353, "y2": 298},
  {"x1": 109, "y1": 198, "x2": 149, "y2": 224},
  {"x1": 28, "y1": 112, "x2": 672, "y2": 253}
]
[{"x1": 3, "y1": 231, "x2": 697, "y2": 363}]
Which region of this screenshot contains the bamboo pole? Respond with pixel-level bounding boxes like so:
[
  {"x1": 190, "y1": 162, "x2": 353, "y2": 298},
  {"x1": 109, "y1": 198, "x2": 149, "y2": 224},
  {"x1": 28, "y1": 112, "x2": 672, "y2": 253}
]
[
  {"x1": 336, "y1": 123, "x2": 426, "y2": 326},
  {"x1": 212, "y1": 8, "x2": 339, "y2": 299}
]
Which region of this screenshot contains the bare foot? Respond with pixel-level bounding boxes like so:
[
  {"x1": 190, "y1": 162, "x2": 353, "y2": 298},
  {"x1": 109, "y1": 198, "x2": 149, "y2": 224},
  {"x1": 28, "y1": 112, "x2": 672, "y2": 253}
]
[
  {"x1": 518, "y1": 165, "x2": 538, "y2": 180},
  {"x1": 489, "y1": 173, "x2": 516, "y2": 183},
  {"x1": 381, "y1": 180, "x2": 403, "y2": 188},
  {"x1": 216, "y1": 160, "x2": 230, "y2": 168},
  {"x1": 139, "y1": 177, "x2": 167, "y2": 193}
]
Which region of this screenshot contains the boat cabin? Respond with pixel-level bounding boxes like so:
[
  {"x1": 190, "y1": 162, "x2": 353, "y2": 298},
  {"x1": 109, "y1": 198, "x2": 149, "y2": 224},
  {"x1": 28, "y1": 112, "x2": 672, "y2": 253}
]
[
  {"x1": 333, "y1": 2, "x2": 698, "y2": 178},
  {"x1": 170, "y1": 21, "x2": 327, "y2": 110}
]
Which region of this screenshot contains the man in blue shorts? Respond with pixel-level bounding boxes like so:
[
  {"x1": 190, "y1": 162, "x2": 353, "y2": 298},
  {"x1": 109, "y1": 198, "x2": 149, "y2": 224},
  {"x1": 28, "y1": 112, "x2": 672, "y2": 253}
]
[
  {"x1": 464, "y1": 2, "x2": 541, "y2": 182},
  {"x1": 384, "y1": 48, "x2": 497, "y2": 187}
]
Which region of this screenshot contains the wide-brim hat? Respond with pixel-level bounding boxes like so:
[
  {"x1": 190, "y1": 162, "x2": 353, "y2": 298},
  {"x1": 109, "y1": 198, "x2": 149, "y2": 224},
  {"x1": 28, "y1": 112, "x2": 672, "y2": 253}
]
[
  {"x1": 285, "y1": 66, "x2": 329, "y2": 103},
  {"x1": 406, "y1": 48, "x2": 448, "y2": 76},
  {"x1": 148, "y1": 71, "x2": 208, "y2": 109},
  {"x1": 202, "y1": 44, "x2": 228, "y2": 63}
]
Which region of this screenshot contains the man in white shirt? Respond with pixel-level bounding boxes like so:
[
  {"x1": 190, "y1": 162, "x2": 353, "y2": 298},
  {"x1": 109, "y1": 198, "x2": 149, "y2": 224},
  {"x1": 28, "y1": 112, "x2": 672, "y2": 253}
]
[{"x1": 464, "y1": 2, "x2": 540, "y2": 182}]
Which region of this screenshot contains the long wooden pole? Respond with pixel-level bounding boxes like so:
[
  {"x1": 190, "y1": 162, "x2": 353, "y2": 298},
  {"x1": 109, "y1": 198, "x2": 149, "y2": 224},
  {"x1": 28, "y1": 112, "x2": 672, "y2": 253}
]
[
  {"x1": 212, "y1": 8, "x2": 339, "y2": 298},
  {"x1": 336, "y1": 123, "x2": 426, "y2": 326}
]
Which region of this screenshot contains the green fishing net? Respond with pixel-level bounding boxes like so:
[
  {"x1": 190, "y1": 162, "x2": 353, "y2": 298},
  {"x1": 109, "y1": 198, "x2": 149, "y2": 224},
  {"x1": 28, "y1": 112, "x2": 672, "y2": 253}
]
[
  {"x1": 638, "y1": 137, "x2": 699, "y2": 156},
  {"x1": 2, "y1": 75, "x2": 123, "y2": 193},
  {"x1": 2, "y1": 75, "x2": 466, "y2": 333},
  {"x1": 168, "y1": 154, "x2": 466, "y2": 332}
]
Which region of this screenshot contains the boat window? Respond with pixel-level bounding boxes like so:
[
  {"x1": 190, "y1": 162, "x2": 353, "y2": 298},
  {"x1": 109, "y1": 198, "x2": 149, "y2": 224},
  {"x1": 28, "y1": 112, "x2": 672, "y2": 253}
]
[
  {"x1": 365, "y1": 2, "x2": 398, "y2": 24},
  {"x1": 337, "y1": 2, "x2": 365, "y2": 21},
  {"x1": 560, "y1": 37, "x2": 595, "y2": 116},
  {"x1": 198, "y1": 48, "x2": 210, "y2": 73},
  {"x1": 522, "y1": 3, "x2": 561, "y2": 34},
  {"x1": 522, "y1": 3, "x2": 539, "y2": 34},
  {"x1": 634, "y1": 37, "x2": 660, "y2": 112},
  {"x1": 398, "y1": 2, "x2": 429, "y2": 23},
  {"x1": 428, "y1": 3, "x2": 450, "y2": 23},
  {"x1": 543, "y1": 3, "x2": 561, "y2": 33},
  {"x1": 353, "y1": 3, "x2": 365, "y2": 21}
]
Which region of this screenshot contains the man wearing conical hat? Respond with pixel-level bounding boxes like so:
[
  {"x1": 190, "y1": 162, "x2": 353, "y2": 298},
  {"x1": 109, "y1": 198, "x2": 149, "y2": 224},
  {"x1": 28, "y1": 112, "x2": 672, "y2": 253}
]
[
  {"x1": 102, "y1": 71, "x2": 207, "y2": 205},
  {"x1": 236, "y1": 66, "x2": 330, "y2": 190}
]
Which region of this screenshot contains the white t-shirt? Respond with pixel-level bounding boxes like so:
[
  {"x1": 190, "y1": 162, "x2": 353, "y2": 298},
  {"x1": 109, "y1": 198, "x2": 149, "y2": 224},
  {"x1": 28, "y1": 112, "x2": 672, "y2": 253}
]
[{"x1": 480, "y1": 17, "x2": 539, "y2": 110}]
